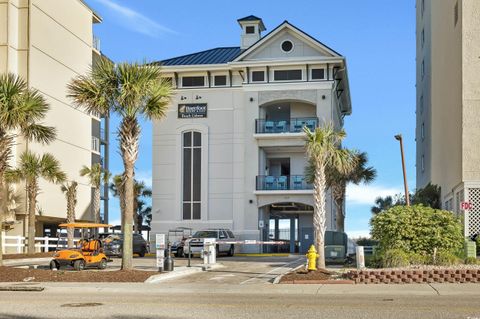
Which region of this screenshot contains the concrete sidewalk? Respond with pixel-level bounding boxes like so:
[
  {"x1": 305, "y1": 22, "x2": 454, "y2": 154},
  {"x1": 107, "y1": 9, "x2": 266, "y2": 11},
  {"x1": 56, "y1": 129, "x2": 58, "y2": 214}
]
[{"x1": 2, "y1": 281, "x2": 478, "y2": 296}]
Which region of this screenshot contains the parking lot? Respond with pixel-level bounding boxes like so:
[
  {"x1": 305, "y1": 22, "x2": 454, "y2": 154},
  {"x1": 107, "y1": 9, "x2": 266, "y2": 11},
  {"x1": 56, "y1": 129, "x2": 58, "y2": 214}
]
[{"x1": 7, "y1": 254, "x2": 306, "y2": 284}]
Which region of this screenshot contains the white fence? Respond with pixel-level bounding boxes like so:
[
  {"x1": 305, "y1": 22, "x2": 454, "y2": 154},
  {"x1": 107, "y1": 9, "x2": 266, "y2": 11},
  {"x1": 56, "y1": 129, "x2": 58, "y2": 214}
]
[{"x1": 1, "y1": 235, "x2": 81, "y2": 254}]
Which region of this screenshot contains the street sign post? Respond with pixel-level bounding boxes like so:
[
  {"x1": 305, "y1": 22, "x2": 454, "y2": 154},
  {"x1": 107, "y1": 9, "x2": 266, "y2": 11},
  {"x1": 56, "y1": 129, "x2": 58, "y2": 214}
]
[{"x1": 155, "y1": 234, "x2": 165, "y2": 272}]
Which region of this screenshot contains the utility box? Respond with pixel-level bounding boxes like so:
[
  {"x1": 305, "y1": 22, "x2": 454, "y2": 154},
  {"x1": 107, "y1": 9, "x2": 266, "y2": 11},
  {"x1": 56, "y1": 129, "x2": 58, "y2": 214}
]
[
  {"x1": 325, "y1": 245, "x2": 345, "y2": 261},
  {"x1": 465, "y1": 240, "x2": 477, "y2": 258}
]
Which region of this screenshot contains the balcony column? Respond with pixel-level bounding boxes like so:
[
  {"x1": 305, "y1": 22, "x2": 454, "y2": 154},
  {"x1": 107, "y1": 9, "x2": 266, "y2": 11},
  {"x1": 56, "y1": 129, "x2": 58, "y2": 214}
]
[{"x1": 289, "y1": 216, "x2": 296, "y2": 253}]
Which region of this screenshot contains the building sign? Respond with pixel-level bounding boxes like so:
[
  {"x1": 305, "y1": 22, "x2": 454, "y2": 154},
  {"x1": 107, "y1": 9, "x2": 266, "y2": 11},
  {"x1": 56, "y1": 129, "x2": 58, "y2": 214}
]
[
  {"x1": 178, "y1": 103, "x2": 207, "y2": 119},
  {"x1": 461, "y1": 201, "x2": 473, "y2": 211}
]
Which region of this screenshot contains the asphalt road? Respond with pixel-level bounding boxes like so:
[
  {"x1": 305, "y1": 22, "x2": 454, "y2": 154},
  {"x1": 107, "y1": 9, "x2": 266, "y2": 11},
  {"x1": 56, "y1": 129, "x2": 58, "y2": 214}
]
[
  {"x1": 2, "y1": 256, "x2": 480, "y2": 319},
  {"x1": 0, "y1": 287, "x2": 479, "y2": 319}
]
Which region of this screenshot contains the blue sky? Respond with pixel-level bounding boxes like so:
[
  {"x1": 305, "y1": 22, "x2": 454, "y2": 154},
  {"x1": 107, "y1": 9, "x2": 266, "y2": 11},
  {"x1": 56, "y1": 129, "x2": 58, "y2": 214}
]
[{"x1": 86, "y1": 0, "x2": 417, "y2": 237}]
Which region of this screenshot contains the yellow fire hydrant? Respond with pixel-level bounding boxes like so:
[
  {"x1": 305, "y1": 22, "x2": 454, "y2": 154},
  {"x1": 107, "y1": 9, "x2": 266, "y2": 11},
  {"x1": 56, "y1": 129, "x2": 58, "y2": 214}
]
[{"x1": 306, "y1": 245, "x2": 319, "y2": 271}]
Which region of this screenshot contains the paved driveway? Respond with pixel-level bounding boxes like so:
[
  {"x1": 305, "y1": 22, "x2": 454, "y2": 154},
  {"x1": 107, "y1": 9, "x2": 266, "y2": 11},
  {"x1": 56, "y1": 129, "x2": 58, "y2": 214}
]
[{"x1": 162, "y1": 255, "x2": 305, "y2": 284}]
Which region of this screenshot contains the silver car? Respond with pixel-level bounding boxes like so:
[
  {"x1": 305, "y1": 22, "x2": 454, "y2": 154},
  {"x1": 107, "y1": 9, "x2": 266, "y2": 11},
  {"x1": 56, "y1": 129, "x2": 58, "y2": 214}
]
[{"x1": 184, "y1": 229, "x2": 235, "y2": 257}]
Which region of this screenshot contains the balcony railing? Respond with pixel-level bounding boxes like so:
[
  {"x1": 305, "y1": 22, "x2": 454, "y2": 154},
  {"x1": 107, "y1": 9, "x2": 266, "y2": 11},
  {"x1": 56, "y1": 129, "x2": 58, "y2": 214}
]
[
  {"x1": 256, "y1": 175, "x2": 312, "y2": 191},
  {"x1": 255, "y1": 117, "x2": 318, "y2": 134}
]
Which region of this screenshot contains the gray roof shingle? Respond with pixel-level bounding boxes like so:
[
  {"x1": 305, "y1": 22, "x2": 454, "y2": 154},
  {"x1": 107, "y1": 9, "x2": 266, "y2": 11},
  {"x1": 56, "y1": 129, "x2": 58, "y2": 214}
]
[{"x1": 160, "y1": 47, "x2": 243, "y2": 66}]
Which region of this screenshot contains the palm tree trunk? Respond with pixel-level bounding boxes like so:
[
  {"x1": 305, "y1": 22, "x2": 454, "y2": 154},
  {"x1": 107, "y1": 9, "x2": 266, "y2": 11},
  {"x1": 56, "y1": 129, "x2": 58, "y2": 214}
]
[
  {"x1": 333, "y1": 184, "x2": 346, "y2": 233},
  {"x1": 93, "y1": 187, "x2": 100, "y2": 223},
  {"x1": 313, "y1": 160, "x2": 327, "y2": 269},
  {"x1": 66, "y1": 197, "x2": 74, "y2": 248},
  {"x1": 27, "y1": 182, "x2": 37, "y2": 255},
  {"x1": 120, "y1": 117, "x2": 140, "y2": 270}
]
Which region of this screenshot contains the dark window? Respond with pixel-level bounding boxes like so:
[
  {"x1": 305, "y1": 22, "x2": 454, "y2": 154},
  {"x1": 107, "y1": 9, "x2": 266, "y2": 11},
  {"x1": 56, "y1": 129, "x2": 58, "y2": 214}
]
[
  {"x1": 274, "y1": 70, "x2": 302, "y2": 81},
  {"x1": 214, "y1": 75, "x2": 227, "y2": 86},
  {"x1": 227, "y1": 231, "x2": 234, "y2": 238},
  {"x1": 246, "y1": 26, "x2": 255, "y2": 34},
  {"x1": 182, "y1": 76, "x2": 205, "y2": 87},
  {"x1": 311, "y1": 69, "x2": 325, "y2": 80},
  {"x1": 281, "y1": 40, "x2": 293, "y2": 52},
  {"x1": 183, "y1": 131, "x2": 201, "y2": 220},
  {"x1": 252, "y1": 71, "x2": 265, "y2": 82},
  {"x1": 454, "y1": 2, "x2": 458, "y2": 26}
]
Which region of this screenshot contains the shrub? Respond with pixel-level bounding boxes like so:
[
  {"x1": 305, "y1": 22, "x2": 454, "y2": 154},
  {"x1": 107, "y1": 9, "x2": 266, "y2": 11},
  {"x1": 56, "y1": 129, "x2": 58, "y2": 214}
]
[
  {"x1": 464, "y1": 257, "x2": 478, "y2": 265},
  {"x1": 377, "y1": 249, "x2": 410, "y2": 268},
  {"x1": 476, "y1": 236, "x2": 480, "y2": 256},
  {"x1": 356, "y1": 237, "x2": 379, "y2": 247},
  {"x1": 370, "y1": 205, "x2": 464, "y2": 256},
  {"x1": 432, "y1": 250, "x2": 461, "y2": 266}
]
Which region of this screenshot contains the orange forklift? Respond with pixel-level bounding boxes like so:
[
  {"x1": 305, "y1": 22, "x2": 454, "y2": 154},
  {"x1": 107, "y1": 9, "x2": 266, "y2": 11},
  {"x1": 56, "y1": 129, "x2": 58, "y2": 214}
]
[{"x1": 50, "y1": 223, "x2": 111, "y2": 271}]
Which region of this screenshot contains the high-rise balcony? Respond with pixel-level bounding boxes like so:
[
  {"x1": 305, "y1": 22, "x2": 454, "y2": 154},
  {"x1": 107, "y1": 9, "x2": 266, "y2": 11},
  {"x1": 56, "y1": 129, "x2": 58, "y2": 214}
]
[
  {"x1": 255, "y1": 117, "x2": 318, "y2": 134},
  {"x1": 256, "y1": 175, "x2": 312, "y2": 191}
]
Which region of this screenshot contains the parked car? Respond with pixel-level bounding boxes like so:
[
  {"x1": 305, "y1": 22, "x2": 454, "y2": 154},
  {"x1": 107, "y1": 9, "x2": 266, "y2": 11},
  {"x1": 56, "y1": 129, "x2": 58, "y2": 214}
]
[
  {"x1": 102, "y1": 233, "x2": 149, "y2": 257},
  {"x1": 183, "y1": 229, "x2": 235, "y2": 257},
  {"x1": 168, "y1": 227, "x2": 193, "y2": 257}
]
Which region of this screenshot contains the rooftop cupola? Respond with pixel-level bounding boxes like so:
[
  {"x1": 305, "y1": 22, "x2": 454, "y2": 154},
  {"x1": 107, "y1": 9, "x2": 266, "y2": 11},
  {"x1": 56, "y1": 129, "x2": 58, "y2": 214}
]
[{"x1": 237, "y1": 15, "x2": 266, "y2": 49}]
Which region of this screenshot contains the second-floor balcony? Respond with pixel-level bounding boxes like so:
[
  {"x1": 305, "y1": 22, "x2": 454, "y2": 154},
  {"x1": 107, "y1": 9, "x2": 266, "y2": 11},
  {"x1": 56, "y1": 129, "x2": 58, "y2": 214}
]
[
  {"x1": 256, "y1": 175, "x2": 312, "y2": 191},
  {"x1": 255, "y1": 117, "x2": 318, "y2": 134}
]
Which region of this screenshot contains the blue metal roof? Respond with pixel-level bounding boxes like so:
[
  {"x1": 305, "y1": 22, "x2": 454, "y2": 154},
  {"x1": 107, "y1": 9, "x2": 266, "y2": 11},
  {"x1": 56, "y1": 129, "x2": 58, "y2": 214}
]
[
  {"x1": 160, "y1": 47, "x2": 243, "y2": 66},
  {"x1": 237, "y1": 15, "x2": 262, "y2": 22}
]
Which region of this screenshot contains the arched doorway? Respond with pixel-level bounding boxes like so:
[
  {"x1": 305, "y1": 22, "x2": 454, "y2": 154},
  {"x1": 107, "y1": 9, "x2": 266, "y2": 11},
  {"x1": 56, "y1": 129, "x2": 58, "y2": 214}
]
[{"x1": 261, "y1": 202, "x2": 314, "y2": 254}]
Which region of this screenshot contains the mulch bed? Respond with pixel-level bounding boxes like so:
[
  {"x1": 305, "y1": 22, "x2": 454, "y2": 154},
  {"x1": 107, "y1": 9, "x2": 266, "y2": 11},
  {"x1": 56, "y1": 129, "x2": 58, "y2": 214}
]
[
  {"x1": 0, "y1": 266, "x2": 157, "y2": 282},
  {"x1": 280, "y1": 268, "x2": 354, "y2": 284},
  {"x1": 2, "y1": 252, "x2": 54, "y2": 260}
]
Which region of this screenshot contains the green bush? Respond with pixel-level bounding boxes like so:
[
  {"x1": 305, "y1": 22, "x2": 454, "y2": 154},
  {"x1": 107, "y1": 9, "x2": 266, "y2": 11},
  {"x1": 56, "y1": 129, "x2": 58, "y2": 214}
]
[
  {"x1": 464, "y1": 257, "x2": 479, "y2": 265},
  {"x1": 432, "y1": 250, "x2": 461, "y2": 266},
  {"x1": 377, "y1": 249, "x2": 410, "y2": 268},
  {"x1": 371, "y1": 205, "x2": 464, "y2": 256},
  {"x1": 476, "y1": 236, "x2": 480, "y2": 256}
]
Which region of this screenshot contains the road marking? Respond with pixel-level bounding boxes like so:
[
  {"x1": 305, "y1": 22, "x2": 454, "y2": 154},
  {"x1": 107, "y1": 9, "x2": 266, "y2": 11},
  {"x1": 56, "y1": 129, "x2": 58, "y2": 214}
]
[{"x1": 239, "y1": 258, "x2": 304, "y2": 285}]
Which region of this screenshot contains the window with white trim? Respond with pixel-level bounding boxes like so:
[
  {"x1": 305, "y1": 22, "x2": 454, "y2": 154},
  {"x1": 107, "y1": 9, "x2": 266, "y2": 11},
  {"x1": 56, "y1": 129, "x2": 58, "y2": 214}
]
[
  {"x1": 182, "y1": 76, "x2": 205, "y2": 87},
  {"x1": 182, "y1": 131, "x2": 201, "y2": 220}
]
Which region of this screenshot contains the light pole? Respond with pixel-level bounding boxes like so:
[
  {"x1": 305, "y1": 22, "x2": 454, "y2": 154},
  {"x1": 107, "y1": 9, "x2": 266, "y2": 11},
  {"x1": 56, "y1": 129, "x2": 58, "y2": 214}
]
[{"x1": 395, "y1": 134, "x2": 410, "y2": 206}]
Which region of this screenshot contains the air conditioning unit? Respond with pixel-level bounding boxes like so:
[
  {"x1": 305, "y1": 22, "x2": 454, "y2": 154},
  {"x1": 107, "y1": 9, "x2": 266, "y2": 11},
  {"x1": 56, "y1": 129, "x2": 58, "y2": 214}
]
[{"x1": 325, "y1": 245, "x2": 345, "y2": 260}]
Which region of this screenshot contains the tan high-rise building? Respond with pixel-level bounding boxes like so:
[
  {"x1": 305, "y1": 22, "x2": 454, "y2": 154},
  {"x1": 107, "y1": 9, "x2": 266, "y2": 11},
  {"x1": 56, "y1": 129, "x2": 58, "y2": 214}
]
[
  {"x1": 416, "y1": 0, "x2": 480, "y2": 237},
  {"x1": 0, "y1": 0, "x2": 109, "y2": 244}
]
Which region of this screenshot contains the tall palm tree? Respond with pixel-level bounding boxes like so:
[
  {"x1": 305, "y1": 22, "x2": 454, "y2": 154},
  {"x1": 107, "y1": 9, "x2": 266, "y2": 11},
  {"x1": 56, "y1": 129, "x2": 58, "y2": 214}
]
[
  {"x1": 304, "y1": 124, "x2": 354, "y2": 269},
  {"x1": 68, "y1": 57, "x2": 173, "y2": 269},
  {"x1": 80, "y1": 164, "x2": 110, "y2": 223},
  {"x1": 327, "y1": 152, "x2": 376, "y2": 232},
  {"x1": 0, "y1": 73, "x2": 55, "y2": 264},
  {"x1": 61, "y1": 181, "x2": 78, "y2": 248},
  {"x1": 5, "y1": 152, "x2": 66, "y2": 254},
  {"x1": 133, "y1": 181, "x2": 152, "y2": 234}
]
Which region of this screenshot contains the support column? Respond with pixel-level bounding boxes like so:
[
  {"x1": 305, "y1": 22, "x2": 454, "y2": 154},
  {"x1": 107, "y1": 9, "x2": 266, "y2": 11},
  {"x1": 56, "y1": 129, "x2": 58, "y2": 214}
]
[{"x1": 289, "y1": 216, "x2": 295, "y2": 254}]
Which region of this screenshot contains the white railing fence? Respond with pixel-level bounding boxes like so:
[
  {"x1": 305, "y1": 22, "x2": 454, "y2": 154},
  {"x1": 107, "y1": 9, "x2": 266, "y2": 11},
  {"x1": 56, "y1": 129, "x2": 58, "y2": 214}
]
[{"x1": 1, "y1": 235, "x2": 82, "y2": 254}]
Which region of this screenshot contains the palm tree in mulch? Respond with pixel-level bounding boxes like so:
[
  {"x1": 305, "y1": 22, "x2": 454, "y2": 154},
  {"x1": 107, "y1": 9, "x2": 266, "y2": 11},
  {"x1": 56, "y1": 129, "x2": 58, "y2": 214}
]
[
  {"x1": 304, "y1": 124, "x2": 355, "y2": 269},
  {"x1": 5, "y1": 152, "x2": 66, "y2": 254},
  {"x1": 68, "y1": 57, "x2": 173, "y2": 270}
]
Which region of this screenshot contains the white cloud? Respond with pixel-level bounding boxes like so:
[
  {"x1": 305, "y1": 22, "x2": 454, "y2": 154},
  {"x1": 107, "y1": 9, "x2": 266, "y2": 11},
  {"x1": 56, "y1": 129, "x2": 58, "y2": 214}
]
[
  {"x1": 94, "y1": 0, "x2": 176, "y2": 37},
  {"x1": 346, "y1": 184, "x2": 402, "y2": 206}
]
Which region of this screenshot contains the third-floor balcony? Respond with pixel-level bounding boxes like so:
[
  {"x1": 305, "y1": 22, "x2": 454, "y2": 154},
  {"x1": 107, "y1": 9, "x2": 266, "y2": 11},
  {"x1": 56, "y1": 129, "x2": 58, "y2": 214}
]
[
  {"x1": 256, "y1": 175, "x2": 312, "y2": 191},
  {"x1": 255, "y1": 117, "x2": 318, "y2": 134}
]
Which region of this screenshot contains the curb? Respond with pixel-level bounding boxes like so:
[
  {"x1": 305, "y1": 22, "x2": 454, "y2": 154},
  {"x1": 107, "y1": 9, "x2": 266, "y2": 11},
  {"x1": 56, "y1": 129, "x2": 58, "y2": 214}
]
[
  {"x1": 234, "y1": 253, "x2": 290, "y2": 257},
  {"x1": 280, "y1": 279, "x2": 355, "y2": 284},
  {"x1": 145, "y1": 263, "x2": 224, "y2": 284},
  {"x1": 0, "y1": 286, "x2": 45, "y2": 292}
]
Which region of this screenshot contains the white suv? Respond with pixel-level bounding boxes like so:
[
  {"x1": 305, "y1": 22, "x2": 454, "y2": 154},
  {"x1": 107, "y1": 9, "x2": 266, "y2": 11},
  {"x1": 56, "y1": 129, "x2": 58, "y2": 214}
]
[{"x1": 184, "y1": 229, "x2": 235, "y2": 257}]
